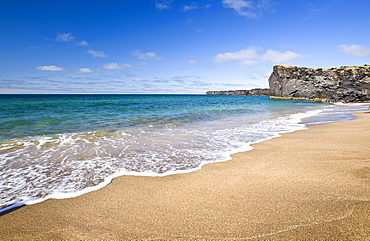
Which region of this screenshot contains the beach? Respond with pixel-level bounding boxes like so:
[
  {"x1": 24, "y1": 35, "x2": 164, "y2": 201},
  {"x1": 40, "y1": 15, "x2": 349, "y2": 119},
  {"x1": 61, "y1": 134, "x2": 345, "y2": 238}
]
[{"x1": 1, "y1": 111, "x2": 369, "y2": 240}]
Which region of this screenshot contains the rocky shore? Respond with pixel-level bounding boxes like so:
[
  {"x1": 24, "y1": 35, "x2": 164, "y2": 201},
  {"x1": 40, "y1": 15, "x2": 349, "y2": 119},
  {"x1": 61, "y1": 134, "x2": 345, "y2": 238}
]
[
  {"x1": 206, "y1": 88, "x2": 270, "y2": 96},
  {"x1": 207, "y1": 65, "x2": 370, "y2": 103},
  {"x1": 269, "y1": 65, "x2": 370, "y2": 102}
]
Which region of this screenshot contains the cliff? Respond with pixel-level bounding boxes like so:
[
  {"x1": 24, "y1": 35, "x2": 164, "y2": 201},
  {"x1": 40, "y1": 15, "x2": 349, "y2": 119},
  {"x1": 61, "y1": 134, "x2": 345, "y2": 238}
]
[
  {"x1": 206, "y1": 88, "x2": 270, "y2": 96},
  {"x1": 268, "y1": 65, "x2": 370, "y2": 102}
]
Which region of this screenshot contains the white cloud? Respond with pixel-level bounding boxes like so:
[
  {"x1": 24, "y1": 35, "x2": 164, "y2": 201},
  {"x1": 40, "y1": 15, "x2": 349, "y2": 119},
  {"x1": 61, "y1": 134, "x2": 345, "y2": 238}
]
[
  {"x1": 36, "y1": 65, "x2": 64, "y2": 71},
  {"x1": 236, "y1": 59, "x2": 259, "y2": 66},
  {"x1": 75, "y1": 68, "x2": 93, "y2": 73},
  {"x1": 223, "y1": 0, "x2": 252, "y2": 12},
  {"x1": 188, "y1": 60, "x2": 199, "y2": 64},
  {"x1": 338, "y1": 44, "x2": 370, "y2": 57},
  {"x1": 222, "y1": 0, "x2": 272, "y2": 18},
  {"x1": 78, "y1": 41, "x2": 89, "y2": 46},
  {"x1": 123, "y1": 64, "x2": 133, "y2": 68},
  {"x1": 184, "y1": 3, "x2": 198, "y2": 11},
  {"x1": 213, "y1": 46, "x2": 259, "y2": 63},
  {"x1": 131, "y1": 50, "x2": 162, "y2": 60},
  {"x1": 262, "y1": 49, "x2": 302, "y2": 63},
  {"x1": 213, "y1": 46, "x2": 302, "y2": 65},
  {"x1": 87, "y1": 49, "x2": 107, "y2": 58},
  {"x1": 155, "y1": 0, "x2": 173, "y2": 9},
  {"x1": 56, "y1": 33, "x2": 75, "y2": 42},
  {"x1": 102, "y1": 63, "x2": 121, "y2": 69},
  {"x1": 102, "y1": 63, "x2": 132, "y2": 70}
]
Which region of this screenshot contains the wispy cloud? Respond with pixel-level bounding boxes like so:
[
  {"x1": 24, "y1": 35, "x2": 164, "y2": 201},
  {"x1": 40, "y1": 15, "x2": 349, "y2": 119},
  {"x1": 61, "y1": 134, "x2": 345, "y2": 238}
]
[
  {"x1": 77, "y1": 41, "x2": 89, "y2": 46},
  {"x1": 214, "y1": 46, "x2": 259, "y2": 64},
  {"x1": 305, "y1": 2, "x2": 322, "y2": 15},
  {"x1": 338, "y1": 44, "x2": 370, "y2": 57},
  {"x1": 55, "y1": 33, "x2": 75, "y2": 42},
  {"x1": 213, "y1": 46, "x2": 302, "y2": 65},
  {"x1": 87, "y1": 49, "x2": 107, "y2": 58},
  {"x1": 188, "y1": 60, "x2": 199, "y2": 64},
  {"x1": 102, "y1": 63, "x2": 132, "y2": 70},
  {"x1": 131, "y1": 50, "x2": 162, "y2": 60},
  {"x1": 222, "y1": 0, "x2": 272, "y2": 18},
  {"x1": 184, "y1": 3, "x2": 198, "y2": 11},
  {"x1": 36, "y1": 65, "x2": 64, "y2": 71},
  {"x1": 170, "y1": 75, "x2": 203, "y2": 85},
  {"x1": 261, "y1": 49, "x2": 302, "y2": 63},
  {"x1": 155, "y1": 0, "x2": 173, "y2": 9},
  {"x1": 75, "y1": 68, "x2": 93, "y2": 73}
]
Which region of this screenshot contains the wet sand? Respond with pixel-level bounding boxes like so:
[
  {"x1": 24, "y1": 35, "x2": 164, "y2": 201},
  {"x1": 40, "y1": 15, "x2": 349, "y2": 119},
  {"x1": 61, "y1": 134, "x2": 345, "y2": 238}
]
[{"x1": 1, "y1": 112, "x2": 369, "y2": 240}]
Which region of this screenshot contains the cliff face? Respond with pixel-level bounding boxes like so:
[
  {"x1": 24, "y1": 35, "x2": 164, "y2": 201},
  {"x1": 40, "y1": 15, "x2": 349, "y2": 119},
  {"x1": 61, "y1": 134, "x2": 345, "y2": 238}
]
[
  {"x1": 206, "y1": 88, "x2": 270, "y2": 96},
  {"x1": 268, "y1": 65, "x2": 370, "y2": 102}
]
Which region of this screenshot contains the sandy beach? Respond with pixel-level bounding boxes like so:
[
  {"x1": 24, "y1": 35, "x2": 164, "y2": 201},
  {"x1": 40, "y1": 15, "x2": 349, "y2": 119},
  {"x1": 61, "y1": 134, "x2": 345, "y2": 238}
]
[{"x1": 1, "y1": 111, "x2": 369, "y2": 240}]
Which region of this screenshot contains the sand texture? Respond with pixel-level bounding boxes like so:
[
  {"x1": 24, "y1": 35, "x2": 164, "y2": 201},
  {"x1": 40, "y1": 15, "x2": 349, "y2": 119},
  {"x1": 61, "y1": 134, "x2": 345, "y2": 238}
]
[{"x1": 1, "y1": 112, "x2": 369, "y2": 240}]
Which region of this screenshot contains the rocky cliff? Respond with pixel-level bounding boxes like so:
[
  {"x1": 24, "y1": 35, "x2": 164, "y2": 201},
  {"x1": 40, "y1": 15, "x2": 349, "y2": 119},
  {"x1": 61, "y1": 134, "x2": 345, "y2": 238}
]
[
  {"x1": 268, "y1": 65, "x2": 370, "y2": 102},
  {"x1": 206, "y1": 88, "x2": 270, "y2": 96}
]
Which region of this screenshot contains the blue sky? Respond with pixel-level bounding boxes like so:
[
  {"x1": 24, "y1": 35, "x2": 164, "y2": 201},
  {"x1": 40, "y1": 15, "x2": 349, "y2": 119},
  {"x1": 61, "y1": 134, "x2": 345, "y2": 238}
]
[{"x1": 1, "y1": 0, "x2": 369, "y2": 94}]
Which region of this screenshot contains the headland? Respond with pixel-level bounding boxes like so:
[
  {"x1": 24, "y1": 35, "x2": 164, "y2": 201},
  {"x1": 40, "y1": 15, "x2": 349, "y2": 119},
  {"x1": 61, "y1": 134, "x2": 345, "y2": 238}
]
[{"x1": 207, "y1": 65, "x2": 370, "y2": 103}]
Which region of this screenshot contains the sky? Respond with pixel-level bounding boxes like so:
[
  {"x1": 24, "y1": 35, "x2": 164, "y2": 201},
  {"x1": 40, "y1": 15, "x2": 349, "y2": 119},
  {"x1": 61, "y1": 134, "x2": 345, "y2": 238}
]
[{"x1": 1, "y1": 0, "x2": 370, "y2": 94}]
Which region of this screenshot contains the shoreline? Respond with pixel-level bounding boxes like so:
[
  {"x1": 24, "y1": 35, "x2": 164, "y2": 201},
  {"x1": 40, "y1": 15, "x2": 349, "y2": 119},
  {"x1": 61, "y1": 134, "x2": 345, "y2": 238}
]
[
  {"x1": 0, "y1": 103, "x2": 327, "y2": 212},
  {"x1": 1, "y1": 112, "x2": 369, "y2": 240}
]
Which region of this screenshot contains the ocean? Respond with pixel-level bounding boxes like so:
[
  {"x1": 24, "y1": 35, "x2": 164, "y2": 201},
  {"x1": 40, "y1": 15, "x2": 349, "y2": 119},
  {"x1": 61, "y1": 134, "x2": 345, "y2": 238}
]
[{"x1": 0, "y1": 94, "x2": 367, "y2": 212}]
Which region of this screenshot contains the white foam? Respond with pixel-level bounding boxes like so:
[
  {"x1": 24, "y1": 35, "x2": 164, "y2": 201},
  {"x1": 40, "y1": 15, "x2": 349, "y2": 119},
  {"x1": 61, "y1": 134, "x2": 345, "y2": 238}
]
[{"x1": 1, "y1": 106, "x2": 364, "y2": 213}]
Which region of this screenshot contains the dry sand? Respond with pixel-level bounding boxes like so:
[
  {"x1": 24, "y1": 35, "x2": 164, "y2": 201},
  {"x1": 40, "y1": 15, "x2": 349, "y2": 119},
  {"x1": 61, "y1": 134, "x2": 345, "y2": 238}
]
[{"x1": 1, "y1": 112, "x2": 369, "y2": 240}]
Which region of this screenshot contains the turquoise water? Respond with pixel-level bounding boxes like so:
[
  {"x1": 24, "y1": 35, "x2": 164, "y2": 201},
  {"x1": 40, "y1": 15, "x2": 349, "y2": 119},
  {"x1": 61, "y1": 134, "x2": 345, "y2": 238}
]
[{"x1": 0, "y1": 94, "x2": 367, "y2": 211}]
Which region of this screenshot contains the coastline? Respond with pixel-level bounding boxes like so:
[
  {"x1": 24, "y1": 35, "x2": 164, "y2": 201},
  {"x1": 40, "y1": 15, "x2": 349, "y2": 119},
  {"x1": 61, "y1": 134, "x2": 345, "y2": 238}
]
[{"x1": 1, "y1": 112, "x2": 369, "y2": 240}]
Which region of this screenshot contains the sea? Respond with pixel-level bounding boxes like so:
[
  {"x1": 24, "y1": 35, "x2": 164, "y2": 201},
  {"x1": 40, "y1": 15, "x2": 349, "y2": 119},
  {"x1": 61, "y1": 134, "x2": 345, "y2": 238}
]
[{"x1": 0, "y1": 94, "x2": 368, "y2": 212}]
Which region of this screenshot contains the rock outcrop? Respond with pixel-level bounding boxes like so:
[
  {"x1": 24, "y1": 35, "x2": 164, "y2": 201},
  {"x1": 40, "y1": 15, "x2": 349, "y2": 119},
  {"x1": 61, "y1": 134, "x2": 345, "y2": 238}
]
[
  {"x1": 268, "y1": 65, "x2": 370, "y2": 102},
  {"x1": 206, "y1": 88, "x2": 270, "y2": 96}
]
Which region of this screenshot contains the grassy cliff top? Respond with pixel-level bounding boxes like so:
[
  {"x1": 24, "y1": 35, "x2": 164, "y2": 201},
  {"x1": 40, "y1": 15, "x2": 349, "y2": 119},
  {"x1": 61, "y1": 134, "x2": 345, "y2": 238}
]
[{"x1": 276, "y1": 64, "x2": 370, "y2": 70}]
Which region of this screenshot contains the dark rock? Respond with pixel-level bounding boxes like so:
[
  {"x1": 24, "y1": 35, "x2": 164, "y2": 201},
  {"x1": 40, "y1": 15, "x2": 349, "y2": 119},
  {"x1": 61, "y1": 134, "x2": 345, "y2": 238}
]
[
  {"x1": 206, "y1": 88, "x2": 270, "y2": 96},
  {"x1": 268, "y1": 65, "x2": 370, "y2": 102}
]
